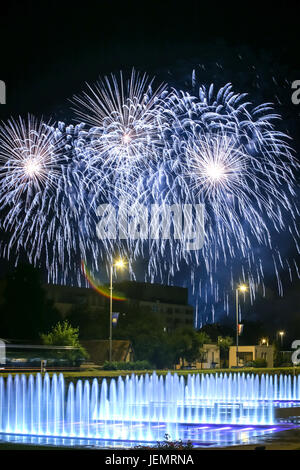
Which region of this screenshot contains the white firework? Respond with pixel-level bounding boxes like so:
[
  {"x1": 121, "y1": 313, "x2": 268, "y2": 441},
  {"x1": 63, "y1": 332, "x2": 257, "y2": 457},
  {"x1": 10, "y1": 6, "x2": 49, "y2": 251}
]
[
  {"x1": 184, "y1": 133, "x2": 247, "y2": 200},
  {"x1": 72, "y1": 70, "x2": 167, "y2": 169},
  {"x1": 0, "y1": 115, "x2": 62, "y2": 199}
]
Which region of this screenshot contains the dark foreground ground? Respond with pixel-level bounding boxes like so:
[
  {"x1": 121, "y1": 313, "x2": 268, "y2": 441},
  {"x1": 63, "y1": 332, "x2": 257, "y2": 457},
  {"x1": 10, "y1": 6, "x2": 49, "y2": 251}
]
[{"x1": 203, "y1": 428, "x2": 300, "y2": 450}]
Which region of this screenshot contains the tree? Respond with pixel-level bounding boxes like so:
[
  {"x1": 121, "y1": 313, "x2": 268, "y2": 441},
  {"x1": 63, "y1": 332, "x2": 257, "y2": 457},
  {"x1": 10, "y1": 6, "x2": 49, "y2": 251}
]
[
  {"x1": 68, "y1": 299, "x2": 177, "y2": 368},
  {"x1": 217, "y1": 335, "x2": 233, "y2": 351},
  {"x1": 170, "y1": 327, "x2": 211, "y2": 366},
  {"x1": 114, "y1": 305, "x2": 172, "y2": 368},
  {"x1": 217, "y1": 336, "x2": 234, "y2": 367},
  {"x1": 114, "y1": 304, "x2": 214, "y2": 368},
  {"x1": 0, "y1": 263, "x2": 60, "y2": 340},
  {"x1": 198, "y1": 323, "x2": 235, "y2": 342},
  {"x1": 41, "y1": 320, "x2": 88, "y2": 360}
]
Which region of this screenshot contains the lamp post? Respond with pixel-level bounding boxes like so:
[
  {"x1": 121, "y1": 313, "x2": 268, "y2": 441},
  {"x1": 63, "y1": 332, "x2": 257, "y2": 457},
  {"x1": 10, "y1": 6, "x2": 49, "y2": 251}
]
[
  {"x1": 109, "y1": 258, "x2": 125, "y2": 363},
  {"x1": 235, "y1": 284, "x2": 247, "y2": 367},
  {"x1": 261, "y1": 338, "x2": 269, "y2": 346},
  {"x1": 278, "y1": 330, "x2": 285, "y2": 348}
]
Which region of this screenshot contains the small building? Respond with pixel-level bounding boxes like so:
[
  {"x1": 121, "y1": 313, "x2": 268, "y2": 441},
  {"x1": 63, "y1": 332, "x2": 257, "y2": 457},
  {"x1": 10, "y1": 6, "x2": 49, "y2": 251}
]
[
  {"x1": 0, "y1": 338, "x2": 6, "y2": 365},
  {"x1": 80, "y1": 340, "x2": 134, "y2": 365},
  {"x1": 176, "y1": 343, "x2": 220, "y2": 370},
  {"x1": 200, "y1": 344, "x2": 220, "y2": 369},
  {"x1": 229, "y1": 345, "x2": 274, "y2": 368}
]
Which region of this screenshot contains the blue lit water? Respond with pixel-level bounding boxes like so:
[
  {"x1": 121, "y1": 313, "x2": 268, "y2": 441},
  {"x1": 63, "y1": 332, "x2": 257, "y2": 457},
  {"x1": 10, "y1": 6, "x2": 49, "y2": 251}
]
[{"x1": 0, "y1": 372, "x2": 299, "y2": 448}]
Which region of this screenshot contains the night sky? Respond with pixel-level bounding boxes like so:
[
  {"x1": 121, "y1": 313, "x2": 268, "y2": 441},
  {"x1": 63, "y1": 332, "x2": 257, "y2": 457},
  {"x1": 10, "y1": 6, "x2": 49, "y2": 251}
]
[{"x1": 0, "y1": 1, "x2": 299, "y2": 338}]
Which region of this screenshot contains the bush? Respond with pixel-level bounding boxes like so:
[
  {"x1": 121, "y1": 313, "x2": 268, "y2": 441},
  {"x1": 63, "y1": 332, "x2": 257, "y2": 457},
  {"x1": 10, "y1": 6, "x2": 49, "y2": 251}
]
[
  {"x1": 102, "y1": 361, "x2": 118, "y2": 370},
  {"x1": 135, "y1": 434, "x2": 193, "y2": 450},
  {"x1": 251, "y1": 358, "x2": 267, "y2": 368},
  {"x1": 102, "y1": 360, "x2": 152, "y2": 370}
]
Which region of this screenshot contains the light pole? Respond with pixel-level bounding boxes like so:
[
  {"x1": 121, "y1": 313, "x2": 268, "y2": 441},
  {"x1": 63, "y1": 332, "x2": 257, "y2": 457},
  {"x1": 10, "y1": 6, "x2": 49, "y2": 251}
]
[
  {"x1": 278, "y1": 330, "x2": 285, "y2": 348},
  {"x1": 109, "y1": 258, "x2": 125, "y2": 363},
  {"x1": 235, "y1": 284, "x2": 247, "y2": 367},
  {"x1": 261, "y1": 338, "x2": 269, "y2": 346}
]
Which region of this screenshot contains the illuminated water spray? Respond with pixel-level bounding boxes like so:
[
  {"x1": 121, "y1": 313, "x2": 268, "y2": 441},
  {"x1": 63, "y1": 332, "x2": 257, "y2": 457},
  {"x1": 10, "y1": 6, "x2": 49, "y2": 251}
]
[{"x1": 0, "y1": 372, "x2": 299, "y2": 445}]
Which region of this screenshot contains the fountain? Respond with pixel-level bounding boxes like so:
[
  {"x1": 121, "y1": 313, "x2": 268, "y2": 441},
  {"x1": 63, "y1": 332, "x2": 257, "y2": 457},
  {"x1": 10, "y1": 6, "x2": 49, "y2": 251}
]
[{"x1": 0, "y1": 372, "x2": 299, "y2": 447}]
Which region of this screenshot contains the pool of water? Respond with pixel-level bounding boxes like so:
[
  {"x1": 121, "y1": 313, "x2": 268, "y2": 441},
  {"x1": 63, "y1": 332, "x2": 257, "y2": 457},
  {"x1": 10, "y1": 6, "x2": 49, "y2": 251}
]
[{"x1": 0, "y1": 422, "x2": 297, "y2": 449}]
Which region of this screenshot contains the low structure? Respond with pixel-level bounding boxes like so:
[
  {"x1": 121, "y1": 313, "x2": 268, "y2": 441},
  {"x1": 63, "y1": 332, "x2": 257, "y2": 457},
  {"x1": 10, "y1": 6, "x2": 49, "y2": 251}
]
[
  {"x1": 176, "y1": 343, "x2": 220, "y2": 370},
  {"x1": 80, "y1": 339, "x2": 134, "y2": 365},
  {"x1": 0, "y1": 338, "x2": 6, "y2": 365},
  {"x1": 229, "y1": 345, "x2": 274, "y2": 368}
]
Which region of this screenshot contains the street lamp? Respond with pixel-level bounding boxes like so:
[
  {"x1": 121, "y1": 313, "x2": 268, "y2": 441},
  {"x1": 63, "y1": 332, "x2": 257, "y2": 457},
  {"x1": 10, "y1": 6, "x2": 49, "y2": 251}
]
[
  {"x1": 261, "y1": 338, "x2": 269, "y2": 346},
  {"x1": 235, "y1": 284, "x2": 248, "y2": 367},
  {"x1": 278, "y1": 330, "x2": 285, "y2": 348},
  {"x1": 109, "y1": 258, "x2": 126, "y2": 362}
]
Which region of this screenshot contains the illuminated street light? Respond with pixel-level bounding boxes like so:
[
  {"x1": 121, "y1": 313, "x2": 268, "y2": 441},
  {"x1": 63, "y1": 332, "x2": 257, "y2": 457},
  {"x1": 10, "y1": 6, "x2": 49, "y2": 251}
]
[
  {"x1": 261, "y1": 338, "x2": 269, "y2": 346},
  {"x1": 278, "y1": 330, "x2": 285, "y2": 348},
  {"x1": 238, "y1": 284, "x2": 247, "y2": 293},
  {"x1": 109, "y1": 258, "x2": 126, "y2": 362},
  {"x1": 114, "y1": 259, "x2": 125, "y2": 269},
  {"x1": 235, "y1": 284, "x2": 248, "y2": 367}
]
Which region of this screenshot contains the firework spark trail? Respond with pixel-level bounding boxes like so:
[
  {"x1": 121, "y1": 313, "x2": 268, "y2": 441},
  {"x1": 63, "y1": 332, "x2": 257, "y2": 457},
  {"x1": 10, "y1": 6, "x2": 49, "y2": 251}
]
[
  {"x1": 0, "y1": 118, "x2": 104, "y2": 284},
  {"x1": 155, "y1": 83, "x2": 299, "y2": 323},
  {"x1": 72, "y1": 70, "x2": 168, "y2": 173},
  {"x1": 107, "y1": 82, "x2": 299, "y2": 320},
  {"x1": 0, "y1": 75, "x2": 298, "y2": 326}
]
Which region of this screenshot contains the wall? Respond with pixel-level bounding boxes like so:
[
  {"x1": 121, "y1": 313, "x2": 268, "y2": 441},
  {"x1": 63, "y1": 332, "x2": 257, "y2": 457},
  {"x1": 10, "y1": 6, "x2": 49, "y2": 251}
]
[{"x1": 229, "y1": 345, "x2": 274, "y2": 368}]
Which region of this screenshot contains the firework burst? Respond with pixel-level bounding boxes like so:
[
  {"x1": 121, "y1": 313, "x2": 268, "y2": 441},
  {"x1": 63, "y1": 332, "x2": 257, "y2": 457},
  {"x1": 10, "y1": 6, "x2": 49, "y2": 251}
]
[
  {"x1": 0, "y1": 115, "x2": 62, "y2": 200},
  {"x1": 72, "y1": 70, "x2": 167, "y2": 171},
  {"x1": 183, "y1": 133, "x2": 246, "y2": 200},
  {"x1": 152, "y1": 82, "x2": 299, "y2": 323},
  {"x1": 0, "y1": 75, "x2": 298, "y2": 326}
]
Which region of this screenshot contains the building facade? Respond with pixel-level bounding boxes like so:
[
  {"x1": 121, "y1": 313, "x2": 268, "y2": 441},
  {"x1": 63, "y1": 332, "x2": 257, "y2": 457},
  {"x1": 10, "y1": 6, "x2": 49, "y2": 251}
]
[
  {"x1": 44, "y1": 283, "x2": 106, "y2": 318},
  {"x1": 43, "y1": 281, "x2": 194, "y2": 333},
  {"x1": 229, "y1": 345, "x2": 274, "y2": 368}
]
